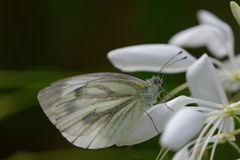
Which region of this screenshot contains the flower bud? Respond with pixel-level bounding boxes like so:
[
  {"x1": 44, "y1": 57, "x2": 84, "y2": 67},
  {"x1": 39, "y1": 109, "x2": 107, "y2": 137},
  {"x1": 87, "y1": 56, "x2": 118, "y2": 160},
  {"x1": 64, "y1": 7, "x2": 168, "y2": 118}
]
[{"x1": 160, "y1": 108, "x2": 205, "y2": 151}]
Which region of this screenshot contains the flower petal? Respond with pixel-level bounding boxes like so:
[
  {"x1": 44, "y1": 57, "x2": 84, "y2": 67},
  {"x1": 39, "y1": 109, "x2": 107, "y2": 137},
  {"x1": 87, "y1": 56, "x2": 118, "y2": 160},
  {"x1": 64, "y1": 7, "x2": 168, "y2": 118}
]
[
  {"x1": 223, "y1": 54, "x2": 240, "y2": 68},
  {"x1": 160, "y1": 108, "x2": 205, "y2": 151},
  {"x1": 197, "y1": 10, "x2": 234, "y2": 57},
  {"x1": 197, "y1": 10, "x2": 229, "y2": 29},
  {"x1": 170, "y1": 24, "x2": 232, "y2": 59},
  {"x1": 107, "y1": 44, "x2": 196, "y2": 73},
  {"x1": 169, "y1": 25, "x2": 218, "y2": 47},
  {"x1": 187, "y1": 54, "x2": 229, "y2": 105},
  {"x1": 116, "y1": 96, "x2": 186, "y2": 146},
  {"x1": 231, "y1": 1, "x2": 240, "y2": 26},
  {"x1": 173, "y1": 148, "x2": 190, "y2": 160},
  {"x1": 218, "y1": 60, "x2": 240, "y2": 93}
]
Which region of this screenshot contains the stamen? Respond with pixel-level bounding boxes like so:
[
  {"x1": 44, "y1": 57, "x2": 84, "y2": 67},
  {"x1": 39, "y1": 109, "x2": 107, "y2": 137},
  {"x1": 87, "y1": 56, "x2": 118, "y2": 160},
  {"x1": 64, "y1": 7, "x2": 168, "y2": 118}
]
[
  {"x1": 219, "y1": 133, "x2": 236, "y2": 143},
  {"x1": 230, "y1": 101, "x2": 240, "y2": 107},
  {"x1": 230, "y1": 71, "x2": 240, "y2": 81},
  {"x1": 228, "y1": 140, "x2": 240, "y2": 154},
  {"x1": 223, "y1": 106, "x2": 240, "y2": 117},
  {"x1": 197, "y1": 118, "x2": 223, "y2": 160},
  {"x1": 206, "y1": 110, "x2": 224, "y2": 119},
  {"x1": 209, "y1": 121, "x2": 224, "y2": 160},
  {"x1": 190, "y1": 117, "x2": 218, "y2": 159}
]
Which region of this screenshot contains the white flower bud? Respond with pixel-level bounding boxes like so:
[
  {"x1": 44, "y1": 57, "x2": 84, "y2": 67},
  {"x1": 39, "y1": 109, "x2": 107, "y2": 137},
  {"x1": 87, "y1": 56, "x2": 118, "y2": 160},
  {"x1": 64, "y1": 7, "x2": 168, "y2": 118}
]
[{"x1": 160, "y1": 108, "x2": 205, "y2": 151}]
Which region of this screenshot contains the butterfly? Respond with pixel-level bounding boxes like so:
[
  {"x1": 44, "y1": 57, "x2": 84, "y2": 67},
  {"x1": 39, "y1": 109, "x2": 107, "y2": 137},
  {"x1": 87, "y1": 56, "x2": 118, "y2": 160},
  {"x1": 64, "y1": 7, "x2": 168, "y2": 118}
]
[{"x1": 38, "y1": 72, "x2": 164, "y2": 149}]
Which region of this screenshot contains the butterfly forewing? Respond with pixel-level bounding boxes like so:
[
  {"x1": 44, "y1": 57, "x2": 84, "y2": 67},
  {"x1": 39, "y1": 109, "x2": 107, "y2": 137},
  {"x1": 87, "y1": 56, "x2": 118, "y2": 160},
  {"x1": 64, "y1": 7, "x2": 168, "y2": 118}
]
[{"x1": 38, "y1": 73, "x2": 149, "y2": 149}]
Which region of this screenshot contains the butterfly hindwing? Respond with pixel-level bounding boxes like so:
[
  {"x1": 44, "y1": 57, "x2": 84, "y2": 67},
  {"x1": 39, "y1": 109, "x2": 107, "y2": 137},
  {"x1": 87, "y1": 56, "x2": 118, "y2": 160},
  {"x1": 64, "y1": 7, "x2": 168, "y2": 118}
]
[{"x1": 38, "y1": 73, "x2": 148, "y2": 149}]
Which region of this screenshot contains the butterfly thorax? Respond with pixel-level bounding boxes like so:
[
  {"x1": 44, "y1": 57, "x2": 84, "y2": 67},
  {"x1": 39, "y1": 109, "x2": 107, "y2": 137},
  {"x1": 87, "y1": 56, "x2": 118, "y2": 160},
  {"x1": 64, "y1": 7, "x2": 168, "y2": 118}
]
[{"x1": 142, "y1": 76, "x2": 163, "y2": 107}]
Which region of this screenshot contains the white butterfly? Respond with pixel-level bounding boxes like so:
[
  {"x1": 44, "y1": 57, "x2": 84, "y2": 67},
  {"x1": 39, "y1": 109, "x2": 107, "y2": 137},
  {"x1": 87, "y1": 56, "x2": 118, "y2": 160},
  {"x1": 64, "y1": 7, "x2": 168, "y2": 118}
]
[{"x1": 38, "y1": 72, "x2": 163, "y2": 149}]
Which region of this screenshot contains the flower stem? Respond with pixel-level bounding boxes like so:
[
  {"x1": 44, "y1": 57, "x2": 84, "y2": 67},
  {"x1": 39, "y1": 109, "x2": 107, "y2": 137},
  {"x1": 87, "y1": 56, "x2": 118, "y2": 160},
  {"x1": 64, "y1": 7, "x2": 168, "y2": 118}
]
[
  {"x1": 209, "y1": 121, "x2": 224, "y2": 160},
  {"x1": 228, "y1": 140, "x2": 240, "y2": 154},
  {"x1": 156, "y1": 148, "x2": 164, "y2": 160},
  {"x1": 156, "y1": 147, "x2": 169, "y2": 160},
  {"x1": 162, "y1": 82, "x2": 188, "y2": 101}
]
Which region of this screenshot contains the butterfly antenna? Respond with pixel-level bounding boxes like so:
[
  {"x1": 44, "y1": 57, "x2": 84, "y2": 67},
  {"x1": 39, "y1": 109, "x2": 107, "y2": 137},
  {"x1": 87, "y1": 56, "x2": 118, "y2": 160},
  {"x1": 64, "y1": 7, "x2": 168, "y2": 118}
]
[
  {"x1": 160, "y1": 56, "x2": 187, "y2": 80},
  {"x1": 158, "y1": 50, "x2": 183, "y2": 75},
  {"x1": 144, "y1": 110, "x2": 160, "y2": 134},
  {"x1": 161, "y1": 56, "x2": 187, "y2": 72}
]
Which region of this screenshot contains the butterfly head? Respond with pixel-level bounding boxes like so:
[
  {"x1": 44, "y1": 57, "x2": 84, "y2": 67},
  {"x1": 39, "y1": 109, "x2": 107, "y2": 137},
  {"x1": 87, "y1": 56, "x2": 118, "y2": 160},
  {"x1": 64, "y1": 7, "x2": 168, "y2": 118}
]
[
  {"x1": 143, "y1": 76, "x2": 164, "y2": 106},
  {"x1": 150, "y1": 76, "x2": 164, "y2": 91}
]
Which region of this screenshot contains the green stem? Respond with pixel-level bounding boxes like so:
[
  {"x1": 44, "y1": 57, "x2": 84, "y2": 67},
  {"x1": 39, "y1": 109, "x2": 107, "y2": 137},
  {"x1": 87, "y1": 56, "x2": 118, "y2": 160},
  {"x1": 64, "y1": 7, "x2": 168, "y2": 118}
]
[
  {"x1": 156, "y1": 148, "x2": 163, "y2": 160},
  {"x1": 156, "y1": 147, "x2": 170, "y2": 160},
  {"x1": 162, "y1": 82, "x2": 188, "y2": 101}
]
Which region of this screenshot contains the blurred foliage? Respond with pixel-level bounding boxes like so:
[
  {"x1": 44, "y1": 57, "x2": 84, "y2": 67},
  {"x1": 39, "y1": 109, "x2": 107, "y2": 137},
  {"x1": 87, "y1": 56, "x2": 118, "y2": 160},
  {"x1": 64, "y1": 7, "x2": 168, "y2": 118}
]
[
  {"x1": 6, "y1": 148, "x2": 163, "y2": 160},
  {"x1": 0, "y1": 0, "x2": 239, "y2": 159},
  {"x1": 0, "y1": 70, "x2": 74, "y2": 120}
]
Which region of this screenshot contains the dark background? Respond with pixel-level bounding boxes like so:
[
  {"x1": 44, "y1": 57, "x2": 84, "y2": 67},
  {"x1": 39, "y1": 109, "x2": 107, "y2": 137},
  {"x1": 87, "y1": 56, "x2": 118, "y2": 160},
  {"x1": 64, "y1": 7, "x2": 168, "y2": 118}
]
[
  {"x1": 1, "y1": 0, "x2": 239, "y2": 70},
  {"x1": 0, "y1": 0, "x2": 239, "y2": 159}
]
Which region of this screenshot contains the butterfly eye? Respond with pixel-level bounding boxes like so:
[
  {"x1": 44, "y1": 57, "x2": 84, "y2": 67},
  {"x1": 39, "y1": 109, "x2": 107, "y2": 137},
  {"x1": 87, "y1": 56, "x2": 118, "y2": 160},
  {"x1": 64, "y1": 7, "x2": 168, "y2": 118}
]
[{"x1": 153, "y1": 78, "x2": 161, "y2": 85}]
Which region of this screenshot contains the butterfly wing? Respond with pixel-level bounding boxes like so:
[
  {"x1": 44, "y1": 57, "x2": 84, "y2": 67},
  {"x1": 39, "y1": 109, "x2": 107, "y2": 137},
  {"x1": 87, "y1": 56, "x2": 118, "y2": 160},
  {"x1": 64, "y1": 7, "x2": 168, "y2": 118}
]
[{"x1": 38, "y1": 73, "x2": 148, "y2": 149}]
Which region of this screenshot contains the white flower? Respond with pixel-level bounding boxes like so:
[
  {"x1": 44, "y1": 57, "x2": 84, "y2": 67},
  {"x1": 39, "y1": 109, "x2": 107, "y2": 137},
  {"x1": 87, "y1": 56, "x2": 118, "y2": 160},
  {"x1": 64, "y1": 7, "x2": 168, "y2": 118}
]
[
  {"x1": 107, "y1": 8, "x2": 240, "y2": 100},
  {"x1": 170, "y1": 8, "x2": 240, "y2": 98},
  {"x1": 107, "y1": 10, "x2": 235, "y2": 74},
  {"x1": 107, "y1": 44, "x2": 196, "y2": 73},
  {"x1": 160, "y1": 108, "x2": 205, "y2": 151},
  {"x1": 160, "y1": 55, "x2": 240, "y2": 160},
  {"x1": 169, "y1": 9, "x2": 234, "y2": 59},
  {"x1": 187, "y1": 55, "x2": 228, "y2": 104},
  {"x1": 217, "y1": 57, "x2": 240, "y2": 95}
]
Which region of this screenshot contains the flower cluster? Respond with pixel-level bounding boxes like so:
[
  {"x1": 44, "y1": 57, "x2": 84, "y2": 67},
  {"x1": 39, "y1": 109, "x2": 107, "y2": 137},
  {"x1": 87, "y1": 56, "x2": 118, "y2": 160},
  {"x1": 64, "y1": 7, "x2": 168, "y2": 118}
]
[
  {"x1": 107, "y1": 1, "x2": 240, "y2": 160},
  {"x1": 161, "y1": 55, "x2": 240, "y2": 160},
  {"x1": 169, "y1": 5, "x2": 240, "y2": 101}
]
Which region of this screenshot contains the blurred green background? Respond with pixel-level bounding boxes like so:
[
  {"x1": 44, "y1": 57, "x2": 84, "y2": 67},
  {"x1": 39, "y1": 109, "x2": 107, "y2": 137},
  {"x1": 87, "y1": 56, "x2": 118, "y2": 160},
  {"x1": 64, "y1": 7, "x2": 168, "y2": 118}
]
[{"x1": 0, "y1": 0, "x2": 239, "y2": 159}]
